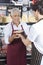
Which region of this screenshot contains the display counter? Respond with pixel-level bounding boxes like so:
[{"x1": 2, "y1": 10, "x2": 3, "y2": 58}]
[{"x1": 0, "y1": 53, "x2": 6, "y2": 65}]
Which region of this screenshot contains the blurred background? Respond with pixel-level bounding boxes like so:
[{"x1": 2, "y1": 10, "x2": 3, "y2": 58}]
[{"x1": 0, "y1": 0, "x2": 39, "y2": 65}]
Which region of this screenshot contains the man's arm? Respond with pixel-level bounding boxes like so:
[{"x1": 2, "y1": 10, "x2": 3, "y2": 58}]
[{"x1": 16, "y1": 34, "x2": 31, "y2": 46}]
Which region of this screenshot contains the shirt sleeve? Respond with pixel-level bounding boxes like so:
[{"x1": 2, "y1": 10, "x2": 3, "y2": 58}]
[
  {"x1": 27, "y1": 24, "x2": 43, "y2": 54},
  {"x1": 27, "y1": 25, "x2": 38, "y2": 42},
  {"x1": 3, "y1": 23, "x2": 12, "y2": 44},
  {"x1": 34, "y1": 35, "x2": 43, "y2": 54}
]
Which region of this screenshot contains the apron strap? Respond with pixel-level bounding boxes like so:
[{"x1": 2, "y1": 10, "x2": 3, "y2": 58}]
[
  {"x1": 11, "y1": 23, "x2": 24, "y2": 34},
  {"x1": 21, "y1": 25, "x2": 24, "y2": 30},
  {"x1": 11, "y1": 22, "x2": 14, "y2": 34}
]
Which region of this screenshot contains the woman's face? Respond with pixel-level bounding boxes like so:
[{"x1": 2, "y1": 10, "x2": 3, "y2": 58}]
[{"x1": 11, "y1": 12, "x2": 20, "y2": 25}]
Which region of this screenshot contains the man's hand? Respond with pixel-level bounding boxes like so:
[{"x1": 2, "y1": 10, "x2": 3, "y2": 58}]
[{"x1": 16, "y1": 33, "x2": 31, "y2": 46}]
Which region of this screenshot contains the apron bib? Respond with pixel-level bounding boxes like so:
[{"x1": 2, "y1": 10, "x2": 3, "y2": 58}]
[{"x1": 7, "y1": 23, "x2": 26, "y2": 65}]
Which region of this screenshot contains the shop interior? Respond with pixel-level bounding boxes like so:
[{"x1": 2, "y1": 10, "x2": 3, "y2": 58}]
[{"x1": 0, "y1": 0, "x2": 38, "y2": 65}]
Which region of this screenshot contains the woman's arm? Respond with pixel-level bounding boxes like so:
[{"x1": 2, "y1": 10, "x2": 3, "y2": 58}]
[{"x1": 8, "y1": 34, "x2": 17, "y2": 43}]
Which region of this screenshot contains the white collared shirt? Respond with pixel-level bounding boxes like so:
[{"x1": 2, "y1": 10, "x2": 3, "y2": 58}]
[
  {"x1": 3, "y1": 22, "x2": 29, "y2": 44},
  {"x1": 27, "y1": 20, "x2": 43, "y2": 65}
]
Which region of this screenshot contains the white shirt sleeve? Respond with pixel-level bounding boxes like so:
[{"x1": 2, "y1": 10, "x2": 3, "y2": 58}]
[
  {"x1": 27, "y1": 25, "x2": 43, "y2": 54},
  {"x1": 3, "y1": 23, "x2": 12, "y2": 44},
  {"x1": 34, "y1": 35, "x2": 43, "y2": 54},
  {"x1": 27, "y1": 25, "x2": 38, "y2": 42}
]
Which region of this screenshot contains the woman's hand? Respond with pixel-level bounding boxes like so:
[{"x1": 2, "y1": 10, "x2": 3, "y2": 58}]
[
  {"x1": 9, "y1": 34, "x2": 19, "y2": 43},
  {"x1": 16, "y1": 33, "x2": 25, "y2": 39},
  {"x1": 9, "y1": 30, "x2": 23, "y2": 43}
]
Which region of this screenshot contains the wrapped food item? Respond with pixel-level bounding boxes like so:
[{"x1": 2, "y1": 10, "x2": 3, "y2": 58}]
[
  {"x1": 2, "y1": 16, "x2": 6, "y2": 23},
  {"x1": 13, "y1": 30, "x2": 23, "y2": 34},
  {"x1": 28, "y1": 15, "x2": 37, "y2": 23},
  {"x1": 0, "y1": 15, "x2": 3, "y2": 23},
  {"x1": 22, "y1": 12, "x2": 28, "y2": 22}
]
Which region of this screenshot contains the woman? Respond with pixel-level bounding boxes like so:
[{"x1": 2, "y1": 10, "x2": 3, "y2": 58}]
[
  {"x1": 4, "y1": 8, "x2": 29, "y2": 65},
  {"x1": 17, "y1": 1, "x2": 43, "y2": 65}
]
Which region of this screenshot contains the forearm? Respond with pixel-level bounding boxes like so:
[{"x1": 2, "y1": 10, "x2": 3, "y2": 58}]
[
  {"x1": 15, "y1": 33, "x2": 31, "y2": 46},
  {"x1": 8, "y1": 35, "x2": 14, "y2": 43},
  {"x1": 21, "y1": 37, "x2": 31, "y2": 46}
]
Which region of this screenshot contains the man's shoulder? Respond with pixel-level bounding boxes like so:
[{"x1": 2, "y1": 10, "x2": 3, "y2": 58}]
[
  {"x1": 20, "y1": 22, "x2": 27, "y2": 26},
  {"x1": 5, "y1": 22, "x2": 11, "y2": 27}
]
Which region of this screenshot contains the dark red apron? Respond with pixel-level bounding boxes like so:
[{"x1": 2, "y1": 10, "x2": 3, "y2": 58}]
[{"x1": 7, "y1": 23, "x2": 26, "y2": 65}]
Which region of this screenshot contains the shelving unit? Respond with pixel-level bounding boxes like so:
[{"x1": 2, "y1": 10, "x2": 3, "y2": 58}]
[{"x1": 0, "y1": 1, "x2": 33, "y2": 65}]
